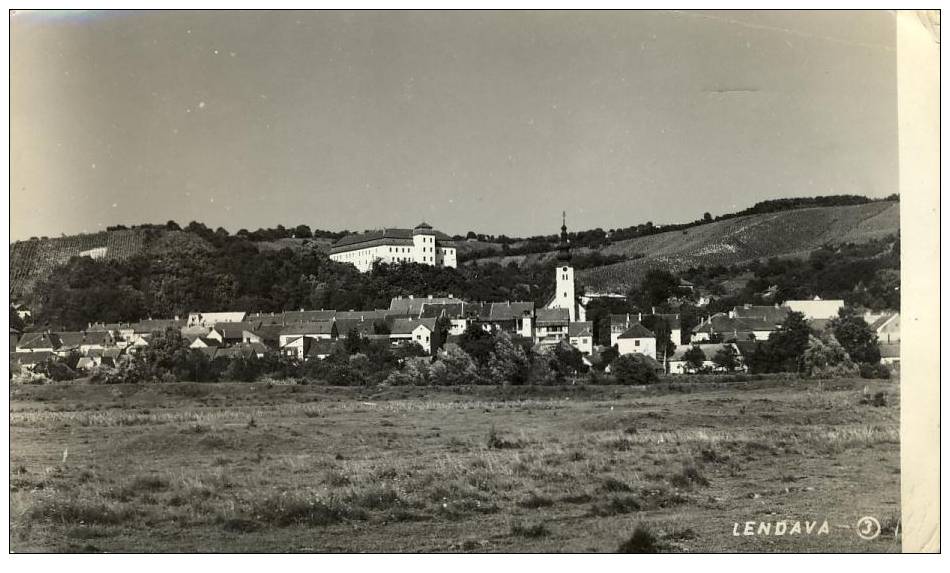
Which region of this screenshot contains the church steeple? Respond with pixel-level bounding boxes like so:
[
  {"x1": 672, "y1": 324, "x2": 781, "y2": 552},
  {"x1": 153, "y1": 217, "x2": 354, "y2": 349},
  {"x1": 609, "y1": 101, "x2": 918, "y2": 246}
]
[{"x1": 557, "y1": 211, "x2": 572, "y2": 264}]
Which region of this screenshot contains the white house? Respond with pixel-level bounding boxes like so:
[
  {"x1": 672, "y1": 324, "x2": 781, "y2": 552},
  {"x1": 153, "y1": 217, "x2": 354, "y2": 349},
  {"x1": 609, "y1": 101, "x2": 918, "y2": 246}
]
[
  {"x1": 278, "y1": 322, "x2": 336, "y2": 348},
  {"x1": 329, "y1": 222, "x2": 457, "y2": 272},
  {"x1": 568, "y1": 322, "x2": 594, "y2": 355},
  {"x1": 865, "y1": 311, "x2": 900, "y2": 344},
  {"x1": 616, "y1": 323, "x2": 657, "y2": 359},
  {"x1": 389, "y1": 318, "x2": 438, "y2": 354}
]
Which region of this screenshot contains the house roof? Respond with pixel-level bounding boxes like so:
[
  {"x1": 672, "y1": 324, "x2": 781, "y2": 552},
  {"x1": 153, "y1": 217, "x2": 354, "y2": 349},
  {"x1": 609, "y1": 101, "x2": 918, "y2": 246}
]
[
  {"x1": 306, "y1": 339, "x2": 340, "y2": 357},
  {"x1": 390, "y1": 318, "x2": 437, "y2": 335},
  {"x1": 420, "y1": 302, "x2": 464, "y2": 319},
  {"x1": 56, "y1": 330, "x2": 112, "y2": 346},
  {"x1": 134, "y1": 319, "x2": 186, "y2": 333},
  {"x1": 190, "y1": 312, "x2": 247, "y2": 325},
  {"x1": 618, "y1": 323, "x2": 655, "y2": 339},
  {"x1": 192, "y1": 336, "x2": 222, "y2": 348},
  {"x1": 334, "y1": 318, "x2": 376, "y2": 338},
  {"x1": 248, "y1": 324, "x2": 284, "y2": 344},
  {"x1": 694, "y1": 314, "x2": 779, "y2": 335},
  {"x1": 670, "y1": 343, "x2": 739, "y2": 361},
  {"x1": 389, "y1": 296, "x2": 458, "y2": 315},
  {"x1": 280, "y1": 310, "x2": 338, "y2": 323},
  {"x1": 568, "y1": 321, "x2": 593, "y2": 338},
  {"x1": 331, "y1": 228, "x2": 455, "y2": 253},
  {"x1": 16, "y1": 332, "x2": 61, "y2": 350},
  {"x1": 214, "y1": 321, "x2": 263, "y2": 339},
  {"x1": 535, "y1": 307, "x2": 570, "y2": 325},
  {"x1": 12, "y1": 350, "x2": 54, "y2": 365},
  {"x1": 868, "y1": 312, "x2": 899, "y2": 331},
  {"x1": 280, "y1": 321, "x2": 335, "y2": 336},
  {"x1": 87, "y1": 322, "x2": 132, "y2": 332},
  {"x1": 732, "y1": 305, "x2": 789, "y2": 324}
]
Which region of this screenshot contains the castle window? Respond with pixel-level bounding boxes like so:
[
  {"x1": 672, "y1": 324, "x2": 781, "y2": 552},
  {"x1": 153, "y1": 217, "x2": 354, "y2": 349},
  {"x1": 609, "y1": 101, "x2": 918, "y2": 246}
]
[{"x1": 562, "y1": 267, "x2": 568, "y2": 272}]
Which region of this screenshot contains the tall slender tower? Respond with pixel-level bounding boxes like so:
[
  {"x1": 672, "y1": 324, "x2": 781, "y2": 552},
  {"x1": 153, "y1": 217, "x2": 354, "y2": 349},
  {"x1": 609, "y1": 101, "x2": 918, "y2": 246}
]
[{"x1": 553, "y1": 211, "x2": 576, "y2": 321}]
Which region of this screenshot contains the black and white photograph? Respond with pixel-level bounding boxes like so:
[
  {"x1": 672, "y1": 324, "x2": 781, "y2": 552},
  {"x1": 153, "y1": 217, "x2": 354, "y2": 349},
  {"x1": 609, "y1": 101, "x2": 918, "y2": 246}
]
[{"x1": 5, "y1": 8, "x2": 940, "y2": 554}]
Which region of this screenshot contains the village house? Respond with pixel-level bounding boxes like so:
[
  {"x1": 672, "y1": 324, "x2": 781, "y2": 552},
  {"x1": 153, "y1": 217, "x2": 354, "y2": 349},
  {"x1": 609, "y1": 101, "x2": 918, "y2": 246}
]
[
  {"x1": 330, "y1": 222, "x2": 457, "y2": 272},
  {"x1": 611, "y1": 313, "x2": 681, "y2": 347},
  {"x1": 278, "y1": 321, "x2": 337, "y2": 349},
  {"x1": 691, "y1": 313, "x2": 779, "y2": 343},
  {"x1": 616, "y1": 323, "x2": 657, "y2": 359},
  {"x1": 668, "y1": 343, "x2": 745, "y2": 375},
  {"x1": 568, "y1": 322, "x2": 594, "y2": 355},
  {"x1": 535, "y1": 307, "x2": 571, "y2": 346},
  {"x1": 389, "y1": 318, "x2": 439, "y2": 354},
  {"x1": 865, "y1": 311, "x2": 900, "y2": 344},
  {"x1": 15, "y1": 332, "x2": 61, "y2": 353}
]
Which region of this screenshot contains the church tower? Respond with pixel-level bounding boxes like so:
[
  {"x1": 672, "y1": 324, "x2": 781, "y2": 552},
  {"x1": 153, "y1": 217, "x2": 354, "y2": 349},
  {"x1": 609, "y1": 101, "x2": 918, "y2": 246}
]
[{"x1": 553, "y1": 212, "x2": 577, "y2": 321}]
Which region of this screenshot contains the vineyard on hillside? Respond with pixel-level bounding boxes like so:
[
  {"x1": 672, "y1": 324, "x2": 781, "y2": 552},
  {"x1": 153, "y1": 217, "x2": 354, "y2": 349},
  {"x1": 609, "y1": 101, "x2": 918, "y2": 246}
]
[
  {"x1": 9, "y1": 230, "x2": 157, "y2": 297},
  {"x1": 577, "y1": 202, "x2": 899, "y2": 292}
]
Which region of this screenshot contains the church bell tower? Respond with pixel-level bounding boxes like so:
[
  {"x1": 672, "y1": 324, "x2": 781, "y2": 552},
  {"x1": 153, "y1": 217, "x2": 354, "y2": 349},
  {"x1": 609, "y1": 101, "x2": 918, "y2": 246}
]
[{"x1": 554, "y1": 212, "x2": 576, "y2": 321}]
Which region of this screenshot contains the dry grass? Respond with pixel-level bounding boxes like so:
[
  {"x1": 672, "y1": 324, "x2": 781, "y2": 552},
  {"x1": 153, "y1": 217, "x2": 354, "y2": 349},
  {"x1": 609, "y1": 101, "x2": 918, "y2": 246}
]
[{"x1": 10, "y1": 378, "x2": 900, "y2": 552}]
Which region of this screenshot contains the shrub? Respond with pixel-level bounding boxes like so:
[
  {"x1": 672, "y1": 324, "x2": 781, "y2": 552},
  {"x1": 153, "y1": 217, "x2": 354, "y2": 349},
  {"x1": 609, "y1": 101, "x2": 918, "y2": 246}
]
[
  {"x1": 517, "y1": 491, "x2": 555, "y2": 509},
  {"x1": 511, "y1": 521, "x2": 550, "y2": 538},
  {"x1": 859, "y1": 362, "x2": 891, "y2": 379},
  {"x1": 617, "y1": 524, "x2": 662, "y2": 553},
  {"x1": 611, "y1": 354, "x2": 659, "y2": 385},
  {"x1": 669, "y1": 464, "x2": 710, "y2": 489}
]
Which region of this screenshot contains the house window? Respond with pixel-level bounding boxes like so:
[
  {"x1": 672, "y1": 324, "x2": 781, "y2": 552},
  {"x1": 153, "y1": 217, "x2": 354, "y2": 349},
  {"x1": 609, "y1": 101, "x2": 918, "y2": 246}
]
[
  {"x1": 635, "y1": 340, "x2": 640, "y2": 346},
  {"x1": 562, "y1": 267, "x2": 567, "y2": 272}
]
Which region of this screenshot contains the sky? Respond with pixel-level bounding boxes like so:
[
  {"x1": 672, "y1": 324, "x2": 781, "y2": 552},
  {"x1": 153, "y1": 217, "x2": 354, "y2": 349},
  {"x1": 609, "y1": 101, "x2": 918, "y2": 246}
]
[{"x1": 10, "y1": 10, "x2": 897, "y2": 241}]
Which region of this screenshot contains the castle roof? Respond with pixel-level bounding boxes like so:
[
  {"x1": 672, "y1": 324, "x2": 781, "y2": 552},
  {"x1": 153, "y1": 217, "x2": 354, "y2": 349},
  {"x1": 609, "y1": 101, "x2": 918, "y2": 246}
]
[{"x1": 331, "y1": 227, "x2": 455, "y2": 253}]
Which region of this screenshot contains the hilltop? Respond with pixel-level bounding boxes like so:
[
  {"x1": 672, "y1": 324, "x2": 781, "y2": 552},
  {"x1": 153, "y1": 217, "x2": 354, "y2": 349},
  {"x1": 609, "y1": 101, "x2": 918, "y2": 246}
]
[
  {"x1": 459, "y1": 201, "x2": 899, "y2": 292},
  {"x1": 10, "y1": 199, "x2": 898, "y2": 317}
]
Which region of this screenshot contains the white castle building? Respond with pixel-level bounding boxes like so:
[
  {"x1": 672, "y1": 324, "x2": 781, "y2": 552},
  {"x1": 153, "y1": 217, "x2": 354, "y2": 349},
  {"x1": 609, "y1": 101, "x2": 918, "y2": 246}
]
[{"x1": 329, "y1": 222, "x2": 457, "y2": 272}]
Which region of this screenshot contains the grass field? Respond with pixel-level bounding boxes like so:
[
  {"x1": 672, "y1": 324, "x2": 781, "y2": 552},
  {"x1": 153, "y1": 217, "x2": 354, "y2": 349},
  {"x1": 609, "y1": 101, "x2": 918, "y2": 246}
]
[{"x1": 9, "y1": 377, "x2": 901, "y2": 553}]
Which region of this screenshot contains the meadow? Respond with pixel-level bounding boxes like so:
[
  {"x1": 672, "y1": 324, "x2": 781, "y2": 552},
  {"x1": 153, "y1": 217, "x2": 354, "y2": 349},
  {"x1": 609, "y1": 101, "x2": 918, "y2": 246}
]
[{"x1": 10, "y1": 377, "x2": 901, "y2": 553}]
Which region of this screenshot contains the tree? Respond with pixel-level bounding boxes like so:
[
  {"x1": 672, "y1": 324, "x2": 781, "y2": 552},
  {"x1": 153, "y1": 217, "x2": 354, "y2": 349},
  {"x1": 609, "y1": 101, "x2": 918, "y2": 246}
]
[
  {"x1": 703, "y1": 212, "x2": 713, "y2": 223},
  {"x1": 611, "y1": 354, "x2": 659, "y2": 385},
  {"x1": 764, "y1": 311, "x2": 814, "y2": 372},
  {"x1": 634, "y1": 269, "x2": 681, "y2": 310},
  {"x1": 486, "y1": 333, "x2": 531, "y2": 385},
  {"x1": 294, "y1": 224, "x2": 313, "y2": 239},
  {"x1": 712, "y1": 344, "x2": 740, "y2": 372},
  {"x1": 458, "y1": 324, "x2": 495, "y2": 366},
  {"x1": 830, "y1": 307, "x2": 881, "y2": 364},
  {"x1": 551, "y1": 340, "x2": 588, "y2": 381},
  {"x1": 802, "y1": 334, "x2": 858, "y2": 378},
  {"x1": 641, "y1": 315, "x2": 674, "y2": 360},
  {"x1": 683, "y1": 346, "x2": 707, "y2": 373},
  {"x1": 344, "y1": 330, "x2": 367, "y2": 355},
  {"x1": 430, "y1": 346, "x2": 479, "y2": 385},
  {"x1": 166, "y1": 220, "x2": 181, "y2": 231}
]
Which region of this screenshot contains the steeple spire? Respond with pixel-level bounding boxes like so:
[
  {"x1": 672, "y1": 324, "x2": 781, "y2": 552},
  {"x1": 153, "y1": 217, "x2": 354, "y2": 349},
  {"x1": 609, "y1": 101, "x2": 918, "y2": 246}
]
[{"x1": 557, "y1": 211, "x2": 572, "y2": 263}]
